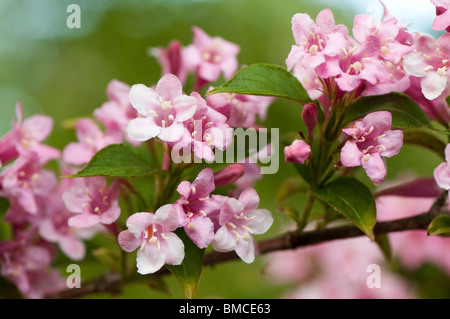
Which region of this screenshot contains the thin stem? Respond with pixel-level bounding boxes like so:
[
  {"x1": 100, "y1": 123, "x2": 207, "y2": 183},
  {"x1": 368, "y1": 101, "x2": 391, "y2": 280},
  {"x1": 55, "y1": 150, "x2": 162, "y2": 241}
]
[{"x1": 297, "y1": 191, "x2": 315, "y2": 231}]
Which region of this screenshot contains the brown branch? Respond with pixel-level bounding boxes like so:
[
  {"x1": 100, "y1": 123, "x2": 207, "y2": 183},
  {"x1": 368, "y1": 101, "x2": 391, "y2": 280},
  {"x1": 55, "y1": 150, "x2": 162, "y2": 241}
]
[{"x1": 46, "y1": 191, "x2": 448, "y2": 299}]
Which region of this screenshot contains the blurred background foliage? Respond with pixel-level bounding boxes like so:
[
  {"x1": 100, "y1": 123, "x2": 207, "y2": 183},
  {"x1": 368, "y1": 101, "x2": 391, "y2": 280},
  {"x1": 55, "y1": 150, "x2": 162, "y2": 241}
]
[{"x1": 1, "y1": 0, "x2": 448, "y2": 298}]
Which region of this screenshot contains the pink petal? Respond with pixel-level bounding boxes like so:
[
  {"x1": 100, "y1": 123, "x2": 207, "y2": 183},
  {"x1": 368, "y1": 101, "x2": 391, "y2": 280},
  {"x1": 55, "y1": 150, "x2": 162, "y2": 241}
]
[
  {"x1": 245, "y1": 208, "x2": 274, "y2": 234},
  {"x1": 192, "y1": 167, "x2": 215, "y2": 197},
  {"x1": 68, "y1": 213, "x2": 101, "y2": 228},
  {"x1": 421, "y1": 72, "x2": 448, "y2": 100},
  {"x1": 291, "y1": 13, "x2": 315, "y2": 45},
  {"x1": 235, "y1": 237, "x2": 255, "y2": 263},
  {"x1": 100, "y1": 200, "x2": 121, "y2": 225},
  {"x1": 153, "y1": 204, "x2": 180, "y2": 231},
  {"x1": 238, "y1": 187, "x2": 260, "y2": 211},
  {"x1": 136, "y1": 244, "x2": 165, "y2": 274},
  {"x1": 126, "y1": 212, "x2": 154, "y2": 238},
  {"x1": 378, "y1": 130, "x2": 404, "y2": 158},
  {"x1": 361, "y1": 152, "x2": 386, "y2": 185},
  {"x1": 219, "y1": 197, "x2": 243, "y2": 225},
  {"x1": 128, "y1": 84, "x2": 160, "y2": 116},
  {"x1": 155, "y1": 74, "x2": 183, "y2": 102},
  {"x1": 403, "y1": 51, "x2": 429, "y2": 77},
  {"x1": 434, "y1": 162, "x2": 450, "y2": 190},
  {"x1": 23, "y1": 115, "x2": 53, "y2": 142},
  {"x1": 172, "y1": 95, "x2": 197, "y2": 122},
  {"x1": 158, "y1": 123, "x2": 185, "y2": 143},
  {"x1": 126, "y1": 117, "x2": 160, "y2": 142},
  {"x1": 212, "y1": 225, "x2": 237, "y2": 252},
  {"x1": 118, "y1": 230, "x2": 142, "y2": 253},
  {"x1": 62, "y1": 186, "x2": 90, "y2": 214},
  {"x1": 59, "y1": 237, "x2": 86, "y2": 261},
  {"x1": 184, "y1": 214, "x2": 214, "y2": 249},
  {"x1": 160, "y1": 232, "x2": 185, "y2": 265},
  {"x1": 62, "y1": 142, "x2": 93, "y2": 166},
  {"x1": 340, "y1": 140, "x2": 363, "y2": 167}
]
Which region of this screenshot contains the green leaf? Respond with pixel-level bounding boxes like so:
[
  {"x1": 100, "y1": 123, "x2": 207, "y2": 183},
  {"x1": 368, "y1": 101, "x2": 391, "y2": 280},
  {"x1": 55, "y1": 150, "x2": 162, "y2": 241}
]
[
  {"x1": 70, "y1": 144, "x2": 158, "y2": 178},
  {"x1": 206, "y1": 63, "x2": 310, "y2": 103},
  {"x1": 344, "y1": 93, "x2": 431, "y2": 128},
  {"x1": 403, "y1": 129, "x2": 446, "y2": 159},
  {"x1": 166, "y1": 229, "x2": 204, "y2": 299},
  {"x1": 428, "y1": 214, "x2": 450, "y2": 236},
  {"x1": 311, "y1": 176, "x2": 377, "y2": 240}
]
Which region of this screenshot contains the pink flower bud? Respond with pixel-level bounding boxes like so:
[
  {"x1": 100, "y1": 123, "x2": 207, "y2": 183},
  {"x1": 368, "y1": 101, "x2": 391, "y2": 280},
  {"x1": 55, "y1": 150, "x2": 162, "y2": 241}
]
[
  {"x1": 214, "y1": 164, "x2": 245, "y2": 187},
  {"x1": 284, "y1": 140, "x2": 311, "y2": 164},
  {"x1": 302, "y1": 103, "x2": 317, "y2": 139}
]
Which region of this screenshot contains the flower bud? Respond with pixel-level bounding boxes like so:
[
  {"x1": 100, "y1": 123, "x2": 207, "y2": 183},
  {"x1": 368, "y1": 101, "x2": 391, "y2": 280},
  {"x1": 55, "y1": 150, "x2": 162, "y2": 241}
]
[
  {"x1": 302, "y1": 103, "x2": 317, "y2": 140},
  {"x1": 284, "y1": 140, "x2": 311, "y2": 164},
  {"x1": 214, "y1": 164, "x2": 245, "y2": 187}
]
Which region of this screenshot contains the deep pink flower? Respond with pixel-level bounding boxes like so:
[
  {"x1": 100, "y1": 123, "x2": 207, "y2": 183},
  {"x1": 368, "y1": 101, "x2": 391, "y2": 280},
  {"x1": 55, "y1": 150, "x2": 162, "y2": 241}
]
[
  {"x1": 340, "y1": 111, "x2": 403, "y2": 185},
  {"x1": 118, "y1": 205, "x2": 184, "y2": 274},
  {"x1": 0, "y1": 102, "x2": 60, "y2": 167},
  {"x1": 127, "y1": 74, "x2": 197, "y2": 143},
  {"x1": 94, "y1": 79, "x2": 140, "y2": 146},
  {"x1": 302, "y1": 103, "x2": 318, "y2": 140},
  {"x1": 432, "y1": 0, "x2": 450, "y2": 31},
  {"x1": 0, "y1": 155, "x2": 57, "y2": 215},
  {"x1": 183, "y1": 26, "x2": 240, "y2": 87},
  {"x1": 62, "y1": 177, "x2": 121, "y2": 228},
  {"x1": 174, "y1": 168, "x2": 216, "y2": 248},
  {"x1": 403, "y1": 33, "x2": 450, "y2": 100},
  {"x1": 150, "y1": 40, "x2": 188, "y2": 85},
  {"x1": 62, "y1": 118, "x2": 122, "y2": 166},
  {"x1": 170, "y1": 92, "x2": 231, "y2": 162},
  {"x1": 284, "y1": 140, "x2": 311, "y2": 164},
  {"x1": 212, "y1": 188, "x2": 273, "y2": 263}
]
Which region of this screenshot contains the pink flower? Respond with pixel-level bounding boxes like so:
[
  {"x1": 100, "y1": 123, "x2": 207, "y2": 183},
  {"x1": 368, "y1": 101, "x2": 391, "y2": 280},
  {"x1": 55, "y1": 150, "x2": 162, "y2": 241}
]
[
  {"x1": 0, "y1": 102, "x2": 60, "y2": 167},
  {"x1": 62, "y1": 177, "x2": 121, "y2": 228},
  {"x1": 284, "y1": 140, "x2": 311, "y2": 164},
  {"x1": 150, "y1": 40, "x2": 188, "y2": 85},
  {"x1": 118, "y1": 205, "x2": 184, "y2": 274},
  {"x1": 183, "y1": 26, "x2": 240, "y2": 89},
  {"x1": 434, "y1": 143, "x2": 450, "y2": 190},
  {"x1": 432, "y1": 0, "x2": 450, "y2": 31},
  {"x1": 94, "y1": 79, "x2": 140, "y2": 146},
  {"x1": 286, "y1": 9, "x2": 349, "y2": 75},
  {"x1": 127, "y1": 74, "x2": 197, "y2": 143},
  {"x1": 62, "y1": 118, "x2": 122, "y2": 166},
  {"x1": 403, "y1": 33, "x2": 450, "y2": 100},
  {"x1": 206, "y1": 90, "x2": 274, "y2": 128},
  {"x1": 214, "y1": 164, "x2": 245, "y2": 188},
  {"x1": 302, "y1": 103, "x2": 318, "y2": 140},
  {"x1": 340, "y1": 111, "x2": 403, "y2": 185},
  {"x1": 212, "y1": 188, "x2": 273, "y2": 263},
  {"x1": 170, "y1": 92, "x2": 231, "y2": 161},
  {"x1": 0, "y1": 155, "x2": 57, "y2": 215},
  {"x1": 174, "y1": 168, "x2": 216, "y2": 248}
]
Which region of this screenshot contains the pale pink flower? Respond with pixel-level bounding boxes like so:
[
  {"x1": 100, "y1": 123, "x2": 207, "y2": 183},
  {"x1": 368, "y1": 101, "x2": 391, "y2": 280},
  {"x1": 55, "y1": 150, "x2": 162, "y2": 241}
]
[
  {"x1": 340, "y1": 111, "x2": 403, "y2": 185},
  {"x1": 62, "y1": 118, "x2": 122, "y2": 166},
  {"x1": 286, "y1": 9, "x2": 349, "y2": 75},
  {"x1": 174, "y1": 168, "x2": 216, "y2": 248},
  {"x1": 206, "y1": 90, "x2": 274, "y2": 128},
  {"x1": 0, "y1": 156, "x2": 57, "y2": 215},
  {"x1": 62, "y1": 177, "x2": 121, "y2": 228},
  {"x1": 150, "y1": 40, "x2": 188, "y2": 85},
  {"x1": 94, "y1": 79, "x2": 140, "y2": 146},
  {"x1": 432, "y1": 0, "x2": 450, "y2": 31},
  {"x1": 212, "y1": 188, "x2": 273, "y2": 263},
  {"x1": 284, "y1": 140, "x2": 311, "y2": 164},
  {"x1": 170, "y1": 92, "x2": 231, "y2": 161},
  {"x1": 403, "y1": 33, "x2": 450, "y2": 100},
  {"x1": 0, "y1": 102, "x2": 60, "y2": 167},
  {"x1": 434, "y1": 143, "x2": 450, "y2": 190},
  {"x1": 127, "y1": 74, "x2": 197, "y2": 143},
  {"x1": 118, "y1": 205, "x2": 184, "y2": 274},
  {"x1": 183, "y1": 26, "x2": 240, "y2": 88}
]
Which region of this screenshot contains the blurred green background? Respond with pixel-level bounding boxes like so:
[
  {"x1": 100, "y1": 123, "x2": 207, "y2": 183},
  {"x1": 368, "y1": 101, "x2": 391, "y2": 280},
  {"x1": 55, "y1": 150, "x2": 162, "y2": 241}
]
[{"x1": 1, "y1": 0, "x2": 449, "y2": 299}]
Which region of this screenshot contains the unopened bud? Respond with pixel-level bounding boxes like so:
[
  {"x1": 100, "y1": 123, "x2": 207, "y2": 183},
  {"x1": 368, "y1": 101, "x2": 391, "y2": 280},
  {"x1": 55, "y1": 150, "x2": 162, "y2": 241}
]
[
  {"x1": 284, "y1": 140, "x2": 311, "y2": 164},
  {"x1": 214, "y1": 164, "x2": 245, "y2": 187},
  {"x1": 302, "y1": 103, "x2": 317, "y2": 140}
]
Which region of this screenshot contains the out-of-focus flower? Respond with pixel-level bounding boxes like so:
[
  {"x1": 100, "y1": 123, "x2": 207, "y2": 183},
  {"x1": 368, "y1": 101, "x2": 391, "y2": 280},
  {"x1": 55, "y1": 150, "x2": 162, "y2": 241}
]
[
  {"x1": 432, "y1": 0, "x2": 450, "y2": 32},
  {"x1": 150, "y1": 40, "x2": 188, "y2": 85}
]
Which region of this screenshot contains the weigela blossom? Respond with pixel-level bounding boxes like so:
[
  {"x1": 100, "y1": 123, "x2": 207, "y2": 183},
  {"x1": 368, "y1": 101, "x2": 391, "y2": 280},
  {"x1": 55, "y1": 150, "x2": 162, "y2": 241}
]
[
  {"x1": 211, "y1": 188, "x2": 273, "y2": 263},
  {"x1": 170, "y1": 92, "x2": 231, "y2": 162},
  {"x1": 63, "y1": 118, "x2": 122, "y2": 166},
  {"x1": 0, "y1": 102, "x2": 60, "y2": 168},
  {"x1": 174, "y1": 168, "x2": 216, "y2": 248},
  {"x1": 213, "y1": 164, "x2": 245, "y2": 188},
  {"x1": 0, "y1": 155, "x2": 57, "y2": 215},
  {"x1": 127, "y1": 74, "x2": 197, "y2": 143},
  {"x1": 403, "y1": 33, "x2": 450, "y2": 100},
  {"x1": 62, "y1": 177, "x2": 121, "y2": 228},
  {"x1": 432, "y1": 0, "x2": 450, "y2": 32},
  {"x1": 434, "y1": 143, "x2": 450, "y2": 190},
  {"x1": 340, "y1": 111, "x2": 403, "y2": 185},
  {"x1": 183, "y1": 26, "x2": 240, "y2": 86},
  {"x1": 206, "y1": 90, "x2": 274, "y2": 128},
  {"x1": 150, "y1": 40, "x2": 188, "y2": 85},
  {"x1": 94, "y1": 79, "x2": 140, "y2": 146},
  {"x1": 118, "y1": 205, "x2": 184, "y2": 274}
]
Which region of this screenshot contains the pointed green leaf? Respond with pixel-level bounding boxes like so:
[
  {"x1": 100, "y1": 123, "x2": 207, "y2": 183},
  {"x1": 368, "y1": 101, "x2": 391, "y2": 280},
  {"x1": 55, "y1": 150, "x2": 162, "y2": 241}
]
[
  {"x1": 206, "y1": 63, "x2": 310, "y2": 103},
  {"x1": 311, "y1": 176, "x2": 376, "y2": 240},
  {"x1": 70, "y1": 144, "x2": 159, "y2": 178},
  {"x1": 344, "y1": 93, "x2": 431, "y2": 128},
  {"x1": 166, "y1": 229, "x2": 204, "y2": 299},
  {"x1": 428, "y1": 214, "x2": 450, "y2": 236}
]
